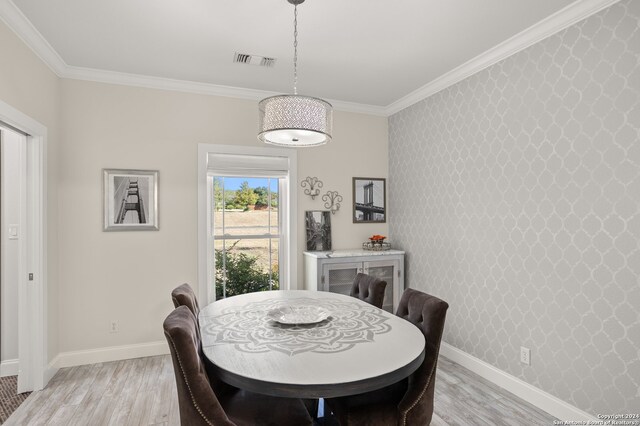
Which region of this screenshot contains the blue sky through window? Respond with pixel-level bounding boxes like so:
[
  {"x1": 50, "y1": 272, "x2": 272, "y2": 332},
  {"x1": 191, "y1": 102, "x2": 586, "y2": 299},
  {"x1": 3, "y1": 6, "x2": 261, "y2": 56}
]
[{"x1": 221, "y1": 177, "x2": 278, "y2": 191}]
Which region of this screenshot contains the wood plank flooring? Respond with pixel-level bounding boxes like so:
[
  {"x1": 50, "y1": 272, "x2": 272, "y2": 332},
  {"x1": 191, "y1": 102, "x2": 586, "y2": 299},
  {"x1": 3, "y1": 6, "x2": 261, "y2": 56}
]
[
  {"x1": 4, "y1": 355, "x2": 556, "y2": 425},
  {"x1": 431, "y1": 357, "x2": 555, "y2": 426}
]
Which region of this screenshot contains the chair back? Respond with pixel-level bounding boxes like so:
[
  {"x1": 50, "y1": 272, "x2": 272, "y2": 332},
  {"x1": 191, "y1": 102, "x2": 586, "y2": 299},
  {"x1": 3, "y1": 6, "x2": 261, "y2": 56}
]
[
  {"x1": 171, "y1": 283, "x2": 200, "y2": 317},
  {"x1": 163, "y1": 306, "x2": 235, "y2": 426},
  {"x1": 350, "y1": 273, "x2": 387, "y2": 309},
  {"x1": 395, "y1": 288, "x2": 449, "y2": 426}
]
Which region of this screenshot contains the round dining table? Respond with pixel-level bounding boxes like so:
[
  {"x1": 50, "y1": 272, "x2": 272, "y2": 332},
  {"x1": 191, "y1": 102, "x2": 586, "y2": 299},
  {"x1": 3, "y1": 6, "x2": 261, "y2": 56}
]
[{"x1": 198, "y1": 290, "x2": 425, "y2": 398}]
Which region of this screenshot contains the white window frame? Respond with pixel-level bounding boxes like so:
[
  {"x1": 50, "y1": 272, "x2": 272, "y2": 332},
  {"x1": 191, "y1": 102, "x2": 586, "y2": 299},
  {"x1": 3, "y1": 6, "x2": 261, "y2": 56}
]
[
  {"x1": 213, "y1": 176, "x2": 281, "y2": 297},
  {"x1": 197, "y1": 144, "x2": 297, "y2": 304}
]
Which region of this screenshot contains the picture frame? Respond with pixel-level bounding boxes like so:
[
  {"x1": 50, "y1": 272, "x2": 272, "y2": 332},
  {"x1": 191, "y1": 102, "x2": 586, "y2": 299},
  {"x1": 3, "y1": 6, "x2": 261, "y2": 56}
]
[
  {"x1": 305, "y1": 211, "x2": 332, "y2": 251},
  {"x1": 352, "y1": 177, "x2": 386, "y2": 223},
  {"x1": 103, "y1": 169, "x2": 159, "y2": 231}
]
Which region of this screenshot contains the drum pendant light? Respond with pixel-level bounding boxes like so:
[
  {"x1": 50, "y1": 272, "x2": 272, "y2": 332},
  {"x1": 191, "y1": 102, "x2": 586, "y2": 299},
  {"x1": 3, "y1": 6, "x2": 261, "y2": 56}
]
[{"x1": 258, "y1": 0, "x2": 332, "y2": 147}]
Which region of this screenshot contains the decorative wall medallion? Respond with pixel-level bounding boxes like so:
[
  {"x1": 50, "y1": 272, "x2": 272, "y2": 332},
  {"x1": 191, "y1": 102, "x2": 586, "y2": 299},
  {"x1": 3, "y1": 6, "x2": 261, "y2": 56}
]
[
  {"x1": 200, "y1": 297, "x2": 391, "y2": 356},
  {"x1": 322, "y1": 190, "x2": 343, "y2": 214},
  {"x1": 301, "y1": 176, "x2": 323, "y2": 199}
]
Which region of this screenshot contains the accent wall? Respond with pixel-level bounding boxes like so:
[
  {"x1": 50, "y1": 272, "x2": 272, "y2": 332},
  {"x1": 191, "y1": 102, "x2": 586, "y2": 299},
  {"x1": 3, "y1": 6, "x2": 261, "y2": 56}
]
[{"x1": 389, "y1": 0, "x2": 639, "y2": 416}]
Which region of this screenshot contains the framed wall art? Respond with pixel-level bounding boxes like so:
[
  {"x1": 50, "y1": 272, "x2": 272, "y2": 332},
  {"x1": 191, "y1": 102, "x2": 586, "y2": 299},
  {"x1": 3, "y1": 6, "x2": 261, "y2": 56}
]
[
  {"x1": 305, "y1": 210, "x2": 332, "y2": 251},
  {"x1": 352, "y1": 177, "x2": 386, "y2": 223},
  {"x1": 103, "y1": 169, "x2": 159, "y2": 231}
]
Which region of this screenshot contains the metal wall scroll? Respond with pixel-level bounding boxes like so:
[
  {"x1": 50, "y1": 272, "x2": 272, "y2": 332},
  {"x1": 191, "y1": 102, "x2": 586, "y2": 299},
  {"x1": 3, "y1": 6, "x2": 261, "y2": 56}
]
[
  {"x1": 301, "y1": 176, "x2": 323, "y2": 199},
  {"x1": 322, "y1": 191, "x2": 343, "y2": 214},
  {"x1": 301, "y1": 176, "x2": 341, "y2": 215}
]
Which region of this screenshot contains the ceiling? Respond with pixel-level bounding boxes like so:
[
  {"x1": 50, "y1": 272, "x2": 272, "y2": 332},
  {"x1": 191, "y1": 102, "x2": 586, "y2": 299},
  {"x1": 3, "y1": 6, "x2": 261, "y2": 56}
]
[{"x1": 5, "y1": 0, "x2": 609, "y2": 112}]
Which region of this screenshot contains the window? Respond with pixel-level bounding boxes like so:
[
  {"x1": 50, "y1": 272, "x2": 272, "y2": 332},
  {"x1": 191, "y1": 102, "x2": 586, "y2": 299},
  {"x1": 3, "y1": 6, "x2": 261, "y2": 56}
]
[
  {"x1": 198, "y1": 144, "x2": 297, "y2": 304},
  {"x1": 213, "y1": 177, "x2": 280, "y2": 298}
]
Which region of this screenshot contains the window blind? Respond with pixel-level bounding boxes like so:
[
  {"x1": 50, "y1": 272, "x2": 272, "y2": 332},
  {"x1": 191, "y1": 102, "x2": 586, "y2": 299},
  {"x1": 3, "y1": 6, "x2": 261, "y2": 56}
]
[{"x1": 207, "y1": 153, "x2": 289, "y2": 178}]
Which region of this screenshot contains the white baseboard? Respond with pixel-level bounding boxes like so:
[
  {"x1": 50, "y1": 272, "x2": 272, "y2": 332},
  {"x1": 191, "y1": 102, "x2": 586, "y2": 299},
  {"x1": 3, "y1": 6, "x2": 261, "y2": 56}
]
[
  {"x1": 0, "y1": 359, "x2": 19, "y2": 377},
  {"x1": 44, "y1": 355, "x2": 60, "y2": 384},
  {"x1": 46, "y1": 339, "x2": 596, "y2": 422},
  {"x1": 54, "y1": 341, "x2": 169, "y2": 369},
  {"x1": 439, "y1": 342, "x2": 597, "y2": 422}
]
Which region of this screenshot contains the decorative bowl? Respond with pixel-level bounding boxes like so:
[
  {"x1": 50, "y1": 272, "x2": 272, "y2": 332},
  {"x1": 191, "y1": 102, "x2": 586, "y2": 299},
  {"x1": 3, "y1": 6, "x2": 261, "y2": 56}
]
[{"x1": 267, "y1": 305, "x2": 330, "y2": 325}]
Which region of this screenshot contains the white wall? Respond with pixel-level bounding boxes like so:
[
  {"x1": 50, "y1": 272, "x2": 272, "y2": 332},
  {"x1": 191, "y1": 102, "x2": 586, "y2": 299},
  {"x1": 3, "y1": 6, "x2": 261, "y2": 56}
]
[
  {"x1": 0, "y1": 19, "x2": 60, "y2": 369},
  {"x1": 0, "y1": 128, "x2": 23, "y2": 367},
  {"x1": 0, "y1": 14, "x2": 388, "y2": 363},
  {"x1": 296, "y1": 113, "x2": 389, "y2": 256},
  {"x1": 57, "y1": 79, "x2": 388, "y2": 355}
]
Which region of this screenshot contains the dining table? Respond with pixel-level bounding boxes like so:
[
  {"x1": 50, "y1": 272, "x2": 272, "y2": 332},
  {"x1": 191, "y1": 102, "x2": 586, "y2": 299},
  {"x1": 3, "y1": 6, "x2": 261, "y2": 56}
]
[{"x1": 198, "y1": 290, "x2": 425, "y2": 399}]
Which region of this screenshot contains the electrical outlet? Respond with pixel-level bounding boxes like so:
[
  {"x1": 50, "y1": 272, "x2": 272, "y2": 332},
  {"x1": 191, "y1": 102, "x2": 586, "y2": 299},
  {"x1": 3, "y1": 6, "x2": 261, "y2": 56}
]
[
  {"x1": 520, "y1": 346, "x2": 531, "y2": 365},
  {"x1": 110, "y1": 320, "x2": 119, "y2": 333}
]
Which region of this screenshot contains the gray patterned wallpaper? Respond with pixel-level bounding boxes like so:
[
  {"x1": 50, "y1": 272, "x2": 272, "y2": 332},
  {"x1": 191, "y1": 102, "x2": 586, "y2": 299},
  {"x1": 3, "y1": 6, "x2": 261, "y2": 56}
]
[{"x1": 389, "y1": 0, "x2": 639, "y2": 416}]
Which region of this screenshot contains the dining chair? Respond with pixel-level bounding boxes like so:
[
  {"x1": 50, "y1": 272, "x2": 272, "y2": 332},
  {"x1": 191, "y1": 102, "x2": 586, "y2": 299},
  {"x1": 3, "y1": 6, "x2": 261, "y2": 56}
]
[
  {"x1": 164, "y1": 305, "x2": 314, "y2": 426},
  {"x1": 349, "y1": 273, "x2": 387, "y2": 309},
  {"x1": 171, "y1": 283, "x2": 200, "y2": 317},
  {"x1": 170, "y1": 283, "x2": 238, "y2": 398},
  {"x1": 325, "y1": 288, "x2": 449, "y2": 426}
]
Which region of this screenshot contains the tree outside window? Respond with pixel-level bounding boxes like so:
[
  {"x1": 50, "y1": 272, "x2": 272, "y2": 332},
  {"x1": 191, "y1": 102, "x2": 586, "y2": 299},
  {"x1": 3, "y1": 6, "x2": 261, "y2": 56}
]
[{"x1": 213, "y1": 177, "x2": 279, "y2": 298}]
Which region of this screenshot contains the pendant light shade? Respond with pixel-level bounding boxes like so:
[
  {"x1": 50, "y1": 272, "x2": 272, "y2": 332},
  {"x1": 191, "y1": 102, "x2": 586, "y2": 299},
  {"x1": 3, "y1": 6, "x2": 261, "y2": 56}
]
[
  {"x1": 258, "y1": 0, "x2": 333, "y2": 147},
  {"x1": 258, "y1": 95, "x2": 332, "y2": 147}
]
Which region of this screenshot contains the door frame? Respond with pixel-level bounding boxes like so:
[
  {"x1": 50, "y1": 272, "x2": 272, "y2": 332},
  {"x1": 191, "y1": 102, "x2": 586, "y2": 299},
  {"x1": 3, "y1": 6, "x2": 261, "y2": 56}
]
[{"x1": 0, "y1": 99, "x2": 48, "y2": 391}]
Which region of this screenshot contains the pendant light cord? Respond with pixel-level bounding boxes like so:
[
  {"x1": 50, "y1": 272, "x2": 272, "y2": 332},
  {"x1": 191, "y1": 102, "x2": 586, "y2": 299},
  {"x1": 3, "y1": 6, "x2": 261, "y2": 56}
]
[{"x1": 293, "y1": 4, "x2": 298, "y2": 95}]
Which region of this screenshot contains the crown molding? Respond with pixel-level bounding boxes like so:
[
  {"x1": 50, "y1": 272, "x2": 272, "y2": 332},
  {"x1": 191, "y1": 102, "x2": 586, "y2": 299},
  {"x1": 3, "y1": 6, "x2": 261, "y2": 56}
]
[
  {"x1": 64, "y1": 65, "x2": 281, "y2": 100},
  {"x1": 327, "y1": 98, "x2": 387, "y2": 116},
  {"x1": 63, "y1": 65, "x2": 387, "y2": 115},
  {"x1": 1, "y1": 0, "x2": 621, "y2": 117},
  {"x1": 0, "y1": 1, "x2": 386, "y2": 116},
  {"x1": 0, "y1": 0, "x2": 66, "y2": 76},
  {"x1": 384, "y1": 0, "x2": 623, "y2": 116}
]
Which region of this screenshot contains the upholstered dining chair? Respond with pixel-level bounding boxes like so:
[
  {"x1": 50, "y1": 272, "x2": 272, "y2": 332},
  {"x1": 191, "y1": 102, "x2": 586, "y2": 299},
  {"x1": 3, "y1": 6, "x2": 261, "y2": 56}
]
[
  {"x1": 349, "y1": 273, "x2": 387, "y2": 309},
  {"x1": 325, "y1": 288, "x2": 449, "y2": 426},
  {"x1": 170, "y1": 283, "x2": 237, "y2": 397},
  {"x1": 171, "y1": 283, "x2": 200, "y2": 317},
  {"x1": 163, "y1": 306, "x2": 314, "y2": 426}
]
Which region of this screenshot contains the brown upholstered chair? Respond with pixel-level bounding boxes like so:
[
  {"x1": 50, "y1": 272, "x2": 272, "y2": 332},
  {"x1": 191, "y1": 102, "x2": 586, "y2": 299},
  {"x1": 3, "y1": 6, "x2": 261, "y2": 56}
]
[
  {"x1": 163, "y1": 306, "x2": 313, "y2": 426},
  {"x1": 325, "y1": 288, "x2": 449, "y2": 426},
  {"x1": 349, "y1": 273, "x2": 387, "y2": 309},
  {"x1": 170, "y1": 282, "x2": 237, "y2": 398},
  {"x1": 171, "y1": 283, "x2": 200, "y2": 317}
]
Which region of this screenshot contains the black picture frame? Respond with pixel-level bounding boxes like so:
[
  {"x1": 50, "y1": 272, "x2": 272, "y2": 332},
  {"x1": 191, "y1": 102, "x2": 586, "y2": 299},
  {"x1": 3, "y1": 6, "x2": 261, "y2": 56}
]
[
  {"x1": 352, "y1": 177, "x2": 386, "y2": 223},
  {"x1": 305, "y1": 211, "x2": 332, "y2": 251}
]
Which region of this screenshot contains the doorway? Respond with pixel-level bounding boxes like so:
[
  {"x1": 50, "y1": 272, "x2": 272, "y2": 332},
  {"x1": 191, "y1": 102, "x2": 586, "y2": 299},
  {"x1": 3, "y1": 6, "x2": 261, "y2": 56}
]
[
  {"x1": 1, "y1": 126, "x2": 26, "y2": 385},
  {"x1": 0, "y1": 126, "x2": 33, "y2": 418},
  {"x1": 0, "y1": 99, "x2": 48, "y2": 394}
]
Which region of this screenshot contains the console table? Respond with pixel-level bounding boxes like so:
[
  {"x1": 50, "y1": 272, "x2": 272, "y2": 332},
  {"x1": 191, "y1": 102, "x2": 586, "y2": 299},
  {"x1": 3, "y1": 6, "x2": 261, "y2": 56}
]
[{"x1": 303, "y1": 249, "x2": 405, "y2": 312}]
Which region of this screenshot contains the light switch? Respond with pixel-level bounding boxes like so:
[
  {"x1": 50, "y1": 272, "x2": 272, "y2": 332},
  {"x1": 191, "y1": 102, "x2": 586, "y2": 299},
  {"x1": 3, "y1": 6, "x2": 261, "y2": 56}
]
[{"x1": 8, "y1": 224, "x2": 19, "y2": 240}]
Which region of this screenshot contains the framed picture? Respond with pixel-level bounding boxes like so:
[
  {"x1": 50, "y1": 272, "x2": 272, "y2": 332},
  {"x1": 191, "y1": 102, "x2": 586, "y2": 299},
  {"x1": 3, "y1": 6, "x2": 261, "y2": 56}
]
[
  {"x1": 353, "y1": 177, "x2": 386, "y2": 223},
  {"x1": 103, "y1": 169, "x2": 159, "y2": 231},
  {"x1": 305, "y1": 211, "x2": 332, "y2": 251}
]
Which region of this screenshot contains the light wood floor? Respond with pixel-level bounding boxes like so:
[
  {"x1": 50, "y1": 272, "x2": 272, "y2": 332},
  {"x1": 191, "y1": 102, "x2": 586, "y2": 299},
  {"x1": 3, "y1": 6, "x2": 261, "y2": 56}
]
[
  {"x1": 5, "y1": 355, "x2": 556, "y2": 426},
  {"x1": 431, "y1": 357, "x2": 555, "y2": 425}
]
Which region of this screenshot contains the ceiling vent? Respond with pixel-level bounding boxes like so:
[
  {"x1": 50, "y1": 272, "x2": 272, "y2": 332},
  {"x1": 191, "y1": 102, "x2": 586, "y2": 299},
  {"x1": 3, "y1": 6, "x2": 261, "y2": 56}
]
[{"x1": 233, "y1": 52, "x2": 277, "y2": 67}]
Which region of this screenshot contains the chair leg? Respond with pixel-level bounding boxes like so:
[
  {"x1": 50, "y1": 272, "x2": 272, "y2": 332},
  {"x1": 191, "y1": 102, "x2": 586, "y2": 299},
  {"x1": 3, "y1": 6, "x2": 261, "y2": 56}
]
[{"x1": 303, "y1": 398, "x2": 320, "y2": 419}]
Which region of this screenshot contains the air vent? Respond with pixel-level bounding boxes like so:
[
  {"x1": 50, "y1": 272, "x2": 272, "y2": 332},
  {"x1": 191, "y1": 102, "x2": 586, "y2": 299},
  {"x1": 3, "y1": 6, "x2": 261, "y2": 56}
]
[
  {"x1": 234, "y1": 53, "x2": 252, "y2": 64},
  {"x1": 261, "y1": 57, "x2": 276, "y2": 67},
  {"x1": 233, "y1": 52, "x2": 277, "y2": 67}
]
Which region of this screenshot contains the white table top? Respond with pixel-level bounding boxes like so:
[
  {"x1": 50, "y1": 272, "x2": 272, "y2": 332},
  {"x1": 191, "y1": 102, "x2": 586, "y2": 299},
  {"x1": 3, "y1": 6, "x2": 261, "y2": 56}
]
[
  {"x1": 199, "y1": 290, "x2": 425, "y2": 398},
  {"x1": 303, "y1": 249, "x2": 405, "y2": 258}
]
